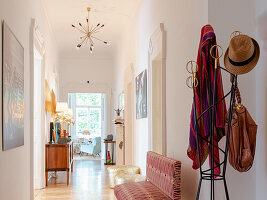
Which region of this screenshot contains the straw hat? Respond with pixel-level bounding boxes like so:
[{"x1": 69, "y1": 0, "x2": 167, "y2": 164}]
[{"x1": 224, "y1": 34, "x2": 260, "y2": 75}]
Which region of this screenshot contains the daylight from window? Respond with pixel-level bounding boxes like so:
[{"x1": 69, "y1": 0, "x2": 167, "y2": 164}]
[{"x1": 68, "y1": 93, "x2": 103, "y2": 139}]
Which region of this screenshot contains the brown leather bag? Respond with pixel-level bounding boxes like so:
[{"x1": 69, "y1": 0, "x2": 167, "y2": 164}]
[{"x1": 225, "y1": 86, "x2": 257, "y2": 172}]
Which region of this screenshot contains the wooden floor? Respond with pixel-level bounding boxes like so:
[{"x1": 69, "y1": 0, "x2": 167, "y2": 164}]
[{"x1": 35, "y1": 160, "x2": 116, "y2": 200}]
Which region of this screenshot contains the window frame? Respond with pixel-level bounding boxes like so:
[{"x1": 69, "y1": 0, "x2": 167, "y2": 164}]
[{"x1": 69, "y1": 93, "x2": 103, "y2": 138}]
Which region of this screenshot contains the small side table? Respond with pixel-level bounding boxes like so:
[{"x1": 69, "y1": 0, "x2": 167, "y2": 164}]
[{"x1": 104, "y1": 140, "x2": 116, "y2": 165}]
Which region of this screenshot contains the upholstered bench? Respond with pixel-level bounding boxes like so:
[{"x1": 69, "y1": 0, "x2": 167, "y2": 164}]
[{"x1": 114, "y1": 151, "x2": 181, "y2": 200}]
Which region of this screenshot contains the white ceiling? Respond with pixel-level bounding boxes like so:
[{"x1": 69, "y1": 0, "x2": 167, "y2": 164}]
[{"x1": 43, "y1": 0, "x2": 142, "y2": 58}]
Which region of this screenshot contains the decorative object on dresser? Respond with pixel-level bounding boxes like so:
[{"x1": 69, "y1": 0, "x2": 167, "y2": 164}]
[
  {"x1": 107, "y1": 134, "x2": 113, "y2": 141},
  {"x1": 104, "y1": 140, "x2": 116, "y2": 165},
  {"x1": 56, "y1": 102, "x2": 75, "y2": 138},
  {"x1": 45, "y1": 142, "x2": 73, "y2": 186},
  {"x1": 114, "y1": 108, "x2": 124, "y2": 124},
  {"x1": 2, "y1": 21, "x2": 24, "y2": 151},
  {"x1": 114, "y1": 151, "x2": 181, "y2": 200}
]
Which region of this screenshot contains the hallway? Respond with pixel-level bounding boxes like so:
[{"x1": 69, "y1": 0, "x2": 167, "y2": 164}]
[{"x1": 35, "y1": 160, "x2": 115, "y2": 200}]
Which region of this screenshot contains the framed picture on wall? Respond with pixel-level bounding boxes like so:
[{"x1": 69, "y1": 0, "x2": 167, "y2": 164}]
[
  {"x1": 136, "y1": 70, "x2": 147, "y2": 119},
  {"x1": 2, "y1": 21, "x2": 24, "y2": 150}
]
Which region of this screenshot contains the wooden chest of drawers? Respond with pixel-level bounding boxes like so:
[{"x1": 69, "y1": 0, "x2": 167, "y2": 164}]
[{"x1": 45, "y1": 142, "x2": 73, "y2": 186}]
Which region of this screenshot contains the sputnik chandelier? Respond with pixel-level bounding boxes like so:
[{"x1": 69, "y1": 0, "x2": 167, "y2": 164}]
[{"x1": 71, "y1": 7, "x2": 109, "y2": 53}]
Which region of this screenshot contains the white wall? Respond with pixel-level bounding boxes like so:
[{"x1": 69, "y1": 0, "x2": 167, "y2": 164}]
[
  {"x1": 208, "y1": 0, "x2": 257, "y2": 199},
  {"x1": 114, "y1": 0, "x2": 208, "y2": 199},
  {"x1": 0, "y1": 0, "x2": 59, "y2": 199},
  {"x1": 255, "y1": 0, "x2": 267, "y2": 199}
]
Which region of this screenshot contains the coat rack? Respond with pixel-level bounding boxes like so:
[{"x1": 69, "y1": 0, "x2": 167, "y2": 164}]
[{"x1": 186, "y1": 44, "x2": 238, "y2": 200}]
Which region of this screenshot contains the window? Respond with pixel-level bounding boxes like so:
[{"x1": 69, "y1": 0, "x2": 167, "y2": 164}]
[{"x1": 69, "y1": 93, "x2": 104, "y2": 138}]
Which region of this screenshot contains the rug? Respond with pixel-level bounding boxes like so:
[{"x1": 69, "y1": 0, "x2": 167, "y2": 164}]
[{"x1": 74, "y1": 154, "x2": 101, "y2": 161}]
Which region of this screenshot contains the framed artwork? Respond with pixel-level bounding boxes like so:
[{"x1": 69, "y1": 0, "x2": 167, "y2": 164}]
[
  {"x1": 136, "y1": 70, "x2": 147, "y2": 119},
  {"x1": 2, "y1": 22, "x2": 24, "y2": 150}
]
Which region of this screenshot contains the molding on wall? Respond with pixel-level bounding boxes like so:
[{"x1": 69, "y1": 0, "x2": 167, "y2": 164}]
[
  {"x1": 30, "y1": 19, "x2": 46, "y2": 200},
  {"x1": 147, "y1": 23, "x2": 166, "y2": 156},
  {"x1": 123, "y1": 63, "x2": 136, "y2": 165}
]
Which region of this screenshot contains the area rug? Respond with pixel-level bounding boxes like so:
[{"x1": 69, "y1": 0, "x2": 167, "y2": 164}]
[{"x1": 74, "y1": 154, "x2": 101, "y2": 161}]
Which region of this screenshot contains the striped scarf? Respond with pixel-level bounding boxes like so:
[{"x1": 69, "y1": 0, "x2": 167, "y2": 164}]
[{"x1": 187, "y1": 25, "x2": 226, "y2": 176}]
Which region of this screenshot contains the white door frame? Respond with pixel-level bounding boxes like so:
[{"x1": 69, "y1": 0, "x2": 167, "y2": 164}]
[
  {"x1": 62, "y1": 83, "x2": 112, "y2": 159},
  {"x1": 30, "y1": 19, "x2": 46, "y2": 199},
  {"x1": 147, "y1": 23, "x2": 167, "y2": 156},
  {"x1": 124, "y1": 63, "x2": 135, "y2": 164}
]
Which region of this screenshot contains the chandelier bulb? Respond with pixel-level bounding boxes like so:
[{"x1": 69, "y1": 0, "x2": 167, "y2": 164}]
[
  {"x1": 76, "y1": 44, "x2": 81, "y2": 50},
  {"x1": 79, "y1": 23, "x2": 82, "y2": 27},
  {"x1": 71, "y1": 24, "x2": 75, "y2": 28},
  {"x1": 86, "y1": 18, "x2": 88, "y2": 23},
  {"x1": 101, "y1": 24, "x2": 105, "y2": 28},
  {"x1": 104, "y1": 41, "x2": 110, "y2": 46},
  {"x1": 97, "y1": 23, "x2": 100, "y2": 27}
]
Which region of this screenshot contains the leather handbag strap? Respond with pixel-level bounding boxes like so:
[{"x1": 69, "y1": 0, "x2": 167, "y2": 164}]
[
  {"x1": 235, "y1": 86, "x2": 242, "y2": 105},
  {"x1": 230, "y1": 75, "x2": 242, "y2": 105}
]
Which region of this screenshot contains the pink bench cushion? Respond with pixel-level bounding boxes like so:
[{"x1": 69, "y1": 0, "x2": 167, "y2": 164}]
[
  {"x1": 114, "y1": 181, "x2": 171, "y2": 200},
  {"x1": 146, "y1": 151, "x2": 181, "y2": 200}
]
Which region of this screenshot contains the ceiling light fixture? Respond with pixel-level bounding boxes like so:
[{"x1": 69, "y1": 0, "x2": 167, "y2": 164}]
[{"x1": 71, "y1": 7, "x2": 109, "y2": 53}]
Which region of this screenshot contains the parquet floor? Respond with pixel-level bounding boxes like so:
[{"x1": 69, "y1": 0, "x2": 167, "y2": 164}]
[{"x1": 35, "y1": 160, "x2": 116, "y2": 200}]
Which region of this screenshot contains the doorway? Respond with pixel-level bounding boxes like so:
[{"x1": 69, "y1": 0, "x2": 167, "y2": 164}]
[
  {"x1": 151, "y1": 55, "x2": 163, "y2": 154},
  {"x1": 148, "y1": 23, "x2": 166, "y2": 155},
  {"x1": 68, "y1": 93, "x2": 106, "y2": 160},
  {"x1": 33, "y1": 47, "x2": 45, "y2": 189}
]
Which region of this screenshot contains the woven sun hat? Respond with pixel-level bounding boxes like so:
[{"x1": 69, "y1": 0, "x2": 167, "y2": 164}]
[{"x1": 224, "y1": 34, "x2": 260, "y2": 75}]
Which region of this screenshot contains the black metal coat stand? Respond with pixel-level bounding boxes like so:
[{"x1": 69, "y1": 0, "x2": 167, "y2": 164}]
[{"x1": 192, "y1": 64, "x2": 238, "y2": 200}]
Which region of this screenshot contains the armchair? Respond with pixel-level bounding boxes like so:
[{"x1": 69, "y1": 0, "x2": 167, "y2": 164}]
[{"x1": 80, "y1": 136, "x2": 101, "y2": 156}]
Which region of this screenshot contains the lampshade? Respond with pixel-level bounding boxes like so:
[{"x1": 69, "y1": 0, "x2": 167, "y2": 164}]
[
  {"x1": 65, "y1": 108, "x2": 73, "y2": 117},
  {"x1": 82, "y1": 130, "x2": 90, "y2": 135},
  {"x1": 51, "y1": 89, "x2": 57, "y2": 114},
  {"x1": 45, "y1": 80, "x2": 52, "y2": 113},
  {"x1": 56, "y1": 102, "x2": 68, "y2": 113}
]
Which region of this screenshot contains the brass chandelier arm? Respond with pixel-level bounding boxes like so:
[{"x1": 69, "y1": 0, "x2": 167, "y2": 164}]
[
  {"x1": 85, "y1": 37, "x2": 89, "y2": 45},
  {"x1": 87, "y1": 7, "x2": 90, "y2": 32},
  {"x1": 72, "y1": 25, "x2": 87, "y2": 34},
  {"x1": 89, "y1": 37, "x2": 94, "y2": 45},
  {"x1": 77, "y1": 36, "x2": 88, "y2": 47},
  {"x1": 91, "y1": 30, "x2": 100, "y2": 34},
  {"x1": 79, "y1": 23, "x2": 87, "y2": 32},
  {"x1": 91, "y1": 36, "x2": 108, "y2": 44},
  {"x1": 80, "y1": 35, "x2": 87, "y2": 39},
  {"x1": 90, "y1": 23, "x2": 101, "y2": 34},
  {"x1": 91, "y1": 24, "x2": 104, "y2": 34}
]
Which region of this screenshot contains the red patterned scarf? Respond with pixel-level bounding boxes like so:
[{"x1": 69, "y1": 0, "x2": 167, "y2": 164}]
[{"x1": 187, "y1": 25, "x2": 226, "y2": 176}]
